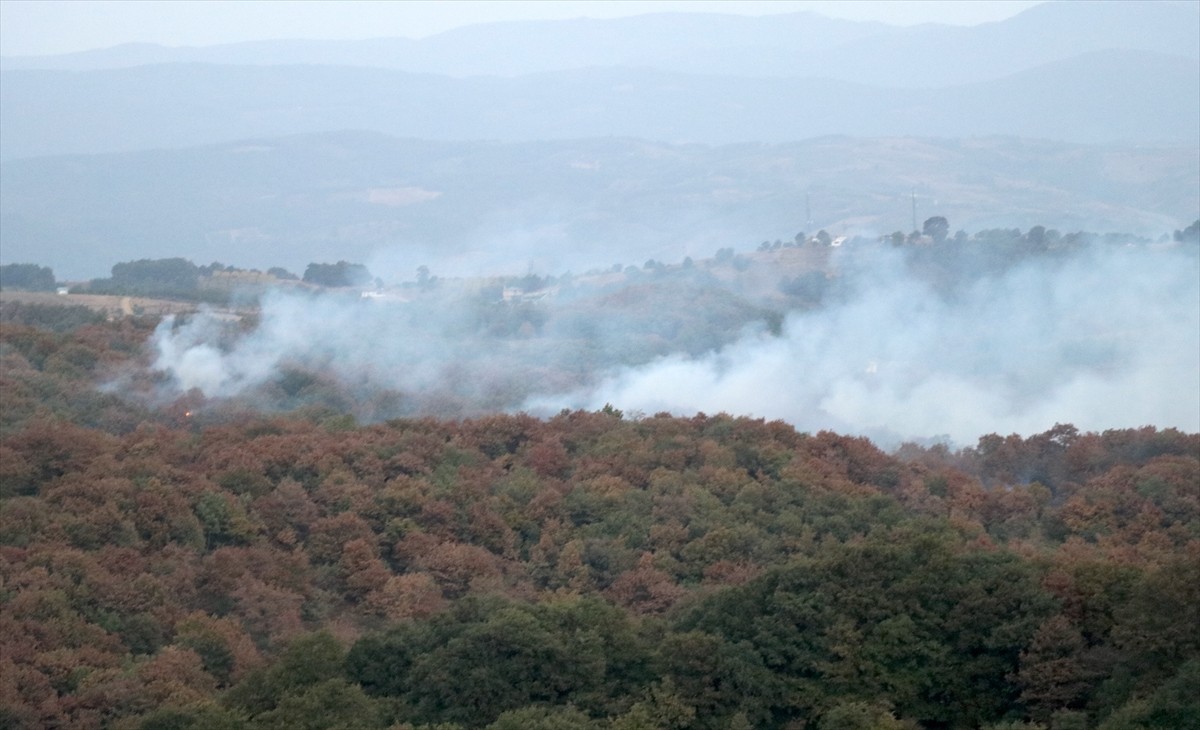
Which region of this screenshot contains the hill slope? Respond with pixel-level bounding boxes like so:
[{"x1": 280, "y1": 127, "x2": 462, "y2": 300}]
[
  {"x1": 2, "y1": 49, "x2": 1196, "y2": 161},
  {"x1": 3, "y1": 132, "x2": 1196, "y2": 280}
]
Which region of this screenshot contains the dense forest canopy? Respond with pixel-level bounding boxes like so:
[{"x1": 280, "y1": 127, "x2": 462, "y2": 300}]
[{"x1": 1, "y1": 290, "x2": 1197, "y2": 729}]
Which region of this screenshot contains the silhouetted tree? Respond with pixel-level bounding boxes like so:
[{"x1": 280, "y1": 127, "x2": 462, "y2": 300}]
[
  {"x1": 923, "y1": 216, "x2": 950, "y2": 243},
  {"x1": 98, "y1": 257, "x2": 200, "y2": 297},
  {"x1": 1175, "y1": 219, "x2": 1200, "y2": 244},
  {"x1": 303, "y1": 261, "x2": 372, "y2": 288}
]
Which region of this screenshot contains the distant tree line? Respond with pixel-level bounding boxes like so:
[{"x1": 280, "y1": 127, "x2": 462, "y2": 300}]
[
  {"x1": 0, "y1": 263, "x2": 56, "y2": 291},
  {"x1": 84, "y1": 257, "x2": 216, "y2": 302},
  {"x1": 59, "y1": 258, "x2": 373, "y2": 301},
  {"x1": 303, "y1": 261, "x2": 373, "y2": 288},
  {"x1": 7, "y1": 217, "x2": 1195, "y2": 306}
]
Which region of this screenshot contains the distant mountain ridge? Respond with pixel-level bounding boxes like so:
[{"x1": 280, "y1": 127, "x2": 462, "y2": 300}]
[
  {"x1": 2, "y1": 48, "x2": 1195, "y2": 160},
  {"x1": 3, "y1": 1, "x2": 1196, "y2": 85},
  {"x1": 3, "y1": 0, "x2": 1195, "y2": 159}
]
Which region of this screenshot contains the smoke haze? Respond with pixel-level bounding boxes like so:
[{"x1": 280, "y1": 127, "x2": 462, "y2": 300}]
[
  {"x1": 549, "y1": 245, "x2": 1199, "y2": 444},
  {"x1": 149, "y1": 241, "x2": 1200, "y2": 446}
]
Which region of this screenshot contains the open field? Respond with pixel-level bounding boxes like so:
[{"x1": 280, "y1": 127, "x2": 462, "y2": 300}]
[{"x1": 0, "y1": 289, "x2": 245, "y2": 320}]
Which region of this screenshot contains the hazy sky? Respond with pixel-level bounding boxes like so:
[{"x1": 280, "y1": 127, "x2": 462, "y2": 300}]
[{"x1": 2, "y1": 0, "x2": 1044, "y2": 56}]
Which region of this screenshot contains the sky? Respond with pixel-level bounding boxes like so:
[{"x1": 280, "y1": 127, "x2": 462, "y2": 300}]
[{"x1": 1, "y1": 0, "x2": 1044, "y2": 56}]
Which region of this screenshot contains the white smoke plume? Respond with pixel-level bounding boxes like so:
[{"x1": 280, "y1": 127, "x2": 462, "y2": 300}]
[
  {"x1": 540, "y1": 245, "x2": 1199, "y2": 444},
  {"x1": 149, "y1": 241, "x2": 1200, "y2": 446}
]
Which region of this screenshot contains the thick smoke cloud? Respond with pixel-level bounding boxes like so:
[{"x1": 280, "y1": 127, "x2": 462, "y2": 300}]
[
  {"x1": 545, "y1": 246, "x2": 1199, "y2": 444},
  {"x1": 152, "y1": 288, "x2": 512, "y2": 401},
  {"x1": 149, "y1": 242, "x2": 1200, "y2": 446}
]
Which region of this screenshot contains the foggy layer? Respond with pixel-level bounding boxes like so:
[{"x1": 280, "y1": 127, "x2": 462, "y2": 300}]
[{"x1": 149, "y1": 242, "x2": 1200, "y2": 446}]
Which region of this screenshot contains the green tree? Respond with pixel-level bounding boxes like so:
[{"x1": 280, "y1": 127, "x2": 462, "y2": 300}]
[
  {"x1": 224, "y1": 631, "x2": 346, "y2": 717},
  {"x1": 253, "y1": 679, "x2": 383, "y2": 730},
  {"x1": 657, "y1": 630, "x2": 781, "y2": 729},
  {"x1": 193, "y1": 492, "x2": 257, "y2": 549},
  {"x1": 485, "y1": 705, "x2": 601, "y2": 730},
  {"x1": 818, "y1": 701, "x2": 915, "y2": 730},
  {"x1": 1110, "y1": 558, "x2": 1200, "y2": 685},
  {"x1": 348, "y1": 596, "x2": 651, "y2": 727},
  {"x1": 610, "y1": 681, "x2": 697, "y2": 730},
  {"x1": 109, "y1": 257, "x2": 200, "y2": 296},
  {"x1": 137, "y1": 702, "x2": 248, "y2": 730},
  {"x1": 0, "y1": 263, "x2": 55, "y2": 291},
  {"x1": 679, "y1": 530, "x2": 1055, "y2": 727},
  {"x1": 1097, "y1": 660, "x2": 1200, "y2": 729}
]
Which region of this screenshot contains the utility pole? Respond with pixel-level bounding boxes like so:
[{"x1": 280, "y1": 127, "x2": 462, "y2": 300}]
[
  {"x1": 911, "y1": 189, "x2": 917, "y2": 233},
  {"x1": 806, "y1": 193, "x2": 812, "y2": 231}
]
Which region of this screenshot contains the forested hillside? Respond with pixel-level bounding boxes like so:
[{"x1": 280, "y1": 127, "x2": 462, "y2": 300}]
[
  {"x1": 1, "y1": 302, "x2": 1197, "y2": 729},
  {"x1": 5, "y1": 132, "x2": 1197, "y2": 281}
]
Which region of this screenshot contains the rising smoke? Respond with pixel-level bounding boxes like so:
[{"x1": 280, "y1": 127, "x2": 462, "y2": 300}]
[
  {"x1": 148, "y1": 240, "x2": 1200, "y2": 446},
  {"x1": 547, "y1": 245, "x2": 1199, "y2": 444}
]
